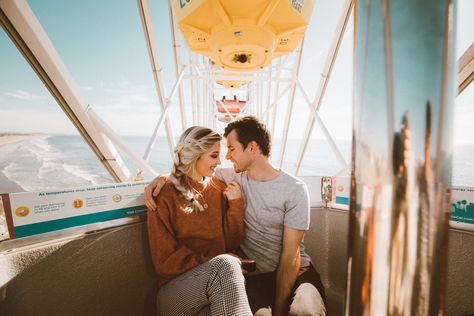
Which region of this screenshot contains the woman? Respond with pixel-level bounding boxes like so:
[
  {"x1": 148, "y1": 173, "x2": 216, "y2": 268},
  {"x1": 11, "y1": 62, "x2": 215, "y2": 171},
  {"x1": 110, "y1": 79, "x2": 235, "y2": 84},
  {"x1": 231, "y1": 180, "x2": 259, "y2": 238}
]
[{"x1": 147, "y1": 126, "x2": 252, "y2": 316}]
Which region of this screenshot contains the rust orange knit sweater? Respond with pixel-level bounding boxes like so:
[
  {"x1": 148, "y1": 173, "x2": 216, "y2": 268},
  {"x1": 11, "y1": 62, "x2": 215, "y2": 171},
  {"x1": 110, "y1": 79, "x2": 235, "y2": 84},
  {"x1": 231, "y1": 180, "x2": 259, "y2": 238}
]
[{"x1": 147, "y1": 176, "x2": 245, "y2": 287}]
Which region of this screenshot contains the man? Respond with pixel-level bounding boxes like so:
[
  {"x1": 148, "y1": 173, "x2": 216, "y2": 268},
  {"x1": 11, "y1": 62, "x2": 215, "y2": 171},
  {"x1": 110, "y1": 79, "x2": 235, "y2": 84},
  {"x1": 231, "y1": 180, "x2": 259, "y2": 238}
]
[{"x1": 145, "y1": 116, "x2": 326, "y2": 315}]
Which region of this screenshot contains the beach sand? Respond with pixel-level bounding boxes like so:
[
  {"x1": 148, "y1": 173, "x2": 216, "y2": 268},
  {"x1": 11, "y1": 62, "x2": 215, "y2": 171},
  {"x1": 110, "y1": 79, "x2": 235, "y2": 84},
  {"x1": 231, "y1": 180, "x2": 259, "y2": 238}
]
[
  {"x1": 0, "y1": 134, "x2": 39, "y2": 193},
  {"x1": 0, "y1": 134, "x2": 37, "y2": 148}
]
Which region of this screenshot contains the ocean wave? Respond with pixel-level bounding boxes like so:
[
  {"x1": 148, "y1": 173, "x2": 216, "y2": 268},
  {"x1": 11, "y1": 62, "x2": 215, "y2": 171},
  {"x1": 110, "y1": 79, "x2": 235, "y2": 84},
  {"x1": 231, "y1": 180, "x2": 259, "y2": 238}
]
[
  {"x1": 1, "y1": 136, "x2": 111, "y2": 191},
  {"x1": 62, "y1": 162, "x2": 100, "y2": 185}
]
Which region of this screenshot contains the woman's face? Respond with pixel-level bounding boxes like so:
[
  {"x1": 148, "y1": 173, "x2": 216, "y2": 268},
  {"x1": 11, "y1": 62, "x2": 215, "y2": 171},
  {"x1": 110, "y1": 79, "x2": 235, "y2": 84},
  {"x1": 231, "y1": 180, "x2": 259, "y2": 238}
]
[{"x1": 195, "y1": 142, "x2": 221, "y2": 179}]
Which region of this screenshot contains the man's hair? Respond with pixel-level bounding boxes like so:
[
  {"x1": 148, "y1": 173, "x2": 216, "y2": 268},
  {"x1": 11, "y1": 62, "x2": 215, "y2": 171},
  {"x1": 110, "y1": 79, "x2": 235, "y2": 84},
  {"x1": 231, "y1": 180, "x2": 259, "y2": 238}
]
[{"x1": 224, "y1": 116, "x2": 271, "y2": 157}]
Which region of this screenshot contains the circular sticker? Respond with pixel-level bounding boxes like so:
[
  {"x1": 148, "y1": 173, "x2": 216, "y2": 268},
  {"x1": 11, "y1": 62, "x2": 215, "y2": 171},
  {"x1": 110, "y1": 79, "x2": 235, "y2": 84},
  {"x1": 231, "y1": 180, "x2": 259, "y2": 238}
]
[
  {"x1": 15, "y1": 205, "x2": 30, "y2": 217},
  {"x1": 337, "y1": 185, "x2": 344, "y2": 192},
  {"x1": 72, "y1": 199, "x2": 84, "y2": 209},
  {"x1": 112, "y1": 194, "x2": 122, "y2": 203}
]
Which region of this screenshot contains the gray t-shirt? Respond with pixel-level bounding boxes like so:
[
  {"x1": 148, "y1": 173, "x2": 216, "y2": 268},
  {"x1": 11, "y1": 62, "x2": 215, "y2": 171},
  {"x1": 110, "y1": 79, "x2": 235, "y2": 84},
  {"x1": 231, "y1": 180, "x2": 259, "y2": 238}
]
[{"x1": 215, "y1": 168, "x2": 312, "y2": 273}]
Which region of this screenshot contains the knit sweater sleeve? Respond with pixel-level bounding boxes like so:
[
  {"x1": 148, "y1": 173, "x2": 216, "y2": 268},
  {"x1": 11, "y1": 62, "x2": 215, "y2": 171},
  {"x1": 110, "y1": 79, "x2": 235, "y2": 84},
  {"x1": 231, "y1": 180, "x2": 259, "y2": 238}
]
[
  {"x1": 147, "y1": 198, "x2": 207, "y2": 279},
  {"x1": 223, "y1": 197, "x2": 246, "y2": 251}
]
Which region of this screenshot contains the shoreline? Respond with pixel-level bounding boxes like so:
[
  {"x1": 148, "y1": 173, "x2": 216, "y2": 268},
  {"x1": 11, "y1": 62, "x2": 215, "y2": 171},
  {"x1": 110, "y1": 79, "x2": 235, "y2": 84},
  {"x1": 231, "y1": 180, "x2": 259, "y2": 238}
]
[
  {"x1": 0, "y1": 134, "x2": 42, "y2": 148},
  {"x1": 0, "y1": 170, "x2": 24, "y2": 193},
  {"x1": 0, "y1": 134, "x2": 38, "y2": 193}
]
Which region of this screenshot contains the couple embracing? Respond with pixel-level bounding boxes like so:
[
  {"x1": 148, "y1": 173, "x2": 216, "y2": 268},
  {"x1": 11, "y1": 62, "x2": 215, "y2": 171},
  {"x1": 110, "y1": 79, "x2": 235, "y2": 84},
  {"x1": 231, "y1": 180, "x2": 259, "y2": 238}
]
[{"x1": 145, "y1": 116, "x2": 326, "y2": 316}]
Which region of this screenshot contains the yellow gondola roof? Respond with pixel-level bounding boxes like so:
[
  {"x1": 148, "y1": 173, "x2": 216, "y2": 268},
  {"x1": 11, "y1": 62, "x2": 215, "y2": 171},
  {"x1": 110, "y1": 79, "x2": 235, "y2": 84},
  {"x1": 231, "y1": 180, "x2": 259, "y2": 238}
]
[{"x1": 174, "y1": 0, "x2": 314, "y2": 71}]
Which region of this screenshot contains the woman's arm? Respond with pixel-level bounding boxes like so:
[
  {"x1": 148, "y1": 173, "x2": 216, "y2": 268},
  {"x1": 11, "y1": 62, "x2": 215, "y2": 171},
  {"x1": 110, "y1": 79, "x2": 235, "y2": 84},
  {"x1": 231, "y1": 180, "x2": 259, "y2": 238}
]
[{"x1": 147, "y1": 202, "x2": 207, "y2": 278}]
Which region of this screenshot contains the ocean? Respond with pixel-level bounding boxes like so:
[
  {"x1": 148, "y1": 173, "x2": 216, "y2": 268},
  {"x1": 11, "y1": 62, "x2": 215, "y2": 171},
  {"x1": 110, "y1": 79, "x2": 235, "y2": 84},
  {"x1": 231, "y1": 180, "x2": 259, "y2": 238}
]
[{"x1": 0, "y1": 135, "x2": 473, "y2": 192}]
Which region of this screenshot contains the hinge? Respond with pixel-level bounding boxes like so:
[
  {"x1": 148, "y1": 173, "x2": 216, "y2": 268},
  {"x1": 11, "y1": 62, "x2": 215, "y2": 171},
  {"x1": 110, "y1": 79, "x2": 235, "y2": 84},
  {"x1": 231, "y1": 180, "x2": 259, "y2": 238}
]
[{"x1": 321, "y1": 177, "x2": 333, "y2": 207}]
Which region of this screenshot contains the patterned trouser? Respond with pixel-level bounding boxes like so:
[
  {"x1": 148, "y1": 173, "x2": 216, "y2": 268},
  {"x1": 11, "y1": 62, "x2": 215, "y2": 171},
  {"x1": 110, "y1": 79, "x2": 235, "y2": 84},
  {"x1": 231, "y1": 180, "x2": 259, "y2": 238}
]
[{"x1": 157, "y1": 254, "x2": 252, "y2": 316}]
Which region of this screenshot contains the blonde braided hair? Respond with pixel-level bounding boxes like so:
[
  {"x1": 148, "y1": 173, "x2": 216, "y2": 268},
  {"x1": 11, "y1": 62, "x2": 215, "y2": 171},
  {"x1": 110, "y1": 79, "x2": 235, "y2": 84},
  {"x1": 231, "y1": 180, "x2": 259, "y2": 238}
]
[{"x1": 169, "y1": 126, "x2": 221, "y2": 213}]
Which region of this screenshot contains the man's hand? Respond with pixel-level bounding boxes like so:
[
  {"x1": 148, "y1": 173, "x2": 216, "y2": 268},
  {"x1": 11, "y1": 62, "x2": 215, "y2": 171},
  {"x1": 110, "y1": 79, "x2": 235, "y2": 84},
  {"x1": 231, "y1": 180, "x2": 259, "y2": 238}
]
[
  {"x1": 223, "y1": 181, "x2": 242, "y2": 200},
  {"x1": 226, "y1": 253, "x2": 254, "y2": 275},
  {"x1": 144, "y1": 176, "x2": 167, "y2": 210},
  {"x1": 274, "y1": 228, "x2": 305, "y2": 316}
]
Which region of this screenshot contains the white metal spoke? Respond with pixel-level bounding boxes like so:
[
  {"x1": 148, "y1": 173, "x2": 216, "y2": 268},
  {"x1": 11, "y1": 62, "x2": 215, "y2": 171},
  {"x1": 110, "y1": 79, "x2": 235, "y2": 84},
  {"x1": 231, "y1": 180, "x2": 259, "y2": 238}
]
[{"x1": 295, "y1": 0, "x2": 353, "y2": 175}]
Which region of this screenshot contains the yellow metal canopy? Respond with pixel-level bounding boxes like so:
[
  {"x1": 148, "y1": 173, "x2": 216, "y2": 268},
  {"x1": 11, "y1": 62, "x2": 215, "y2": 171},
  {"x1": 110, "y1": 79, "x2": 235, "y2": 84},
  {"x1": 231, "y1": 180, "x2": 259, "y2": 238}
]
[{"x1": 174, "y1": 0, "x2": 314, "y2": 71}]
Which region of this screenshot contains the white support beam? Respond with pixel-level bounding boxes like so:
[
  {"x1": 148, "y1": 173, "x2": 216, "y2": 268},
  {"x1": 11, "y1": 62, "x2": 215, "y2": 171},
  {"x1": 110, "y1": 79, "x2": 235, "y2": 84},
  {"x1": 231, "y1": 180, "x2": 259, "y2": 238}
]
[
  {"x1": 261, "y1": 84, "x2": 291, "y2": 119},
  {"x1": 184, "y1": 74, "x2": 293, "y2": 82},
  {"x1": 278, "y1": 41, "x2": 305, "y2": 168},
  {"x1": 168, "y1": 67, "x2": 187, "y2": 102},
  {"x1": 168, "y1": 0, "x2": 187, "y2": 131},
  {"x1": 88, "y1": 109, "x2": 158, "y2": 177},
  {"x1": 142, "y1": 66, "x2": 187, "y2": 162},
  {"x1": 458, "y1": 42, "x2": 474, "y2": 94},
  {"x1": 295, "y1": 0, "x2": 352, "y2": 174},
  {"x1": 0, "y1": 0, "x2": 130, "y2": 181},
  {"x1": 295, "y1": 80, "x2": 348, "y2": 171},
  {"x1": 270, "y1": 58, "x2": 283, "y2": 135},
  {"x1": 137, "y1": 0, "x2": 176, "y2": 155},
  {"x1": 190, "y1": 53, "x2": 198, "y2": 125},
  {"x1": 265, "y1": 65, "x2": 273, "y2": 126}
]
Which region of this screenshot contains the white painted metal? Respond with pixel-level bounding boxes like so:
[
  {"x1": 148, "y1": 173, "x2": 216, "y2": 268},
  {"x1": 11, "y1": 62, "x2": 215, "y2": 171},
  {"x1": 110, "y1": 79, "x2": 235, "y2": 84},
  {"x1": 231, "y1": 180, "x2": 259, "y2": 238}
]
[
  {"x1": 270, "y1": 58, "x2": 283, "y2": 136},
  {"x1": 167, "y1": 0, "x2": 187, "y2": 131},
  {"x1": 265, "y1": 65, "x2": 273, "y2": 126},
  {"x1": 183, "y1": 74, "x2": 293, "y2": 82},
  {"x1": 459, "y1": 42, "x2": 474, "y2": 93},
  {"x1": 278, "y1": 41, "x2": 305, "y2": 168},
  {"x1": 88, "y1": 108, "x2": 158, "y2": 177},
  {"x1": 295, "y1": 0, "x2": 353, "y2": 175},
  {"x1": 296, "y1": 80, "x2": 348, "y2": 169},
  {"x1": 143, "y1": 67, "x2": 187, "y2": 162},
  {"x1": 190, "y1": 54, "x2": 198, "y2": 125},
  {"x1": 261, "y1": 84, "x2": 291, "y2": 119},
  {"x1": 137, "y1": 0, "x2": 176, "y2": 155}
]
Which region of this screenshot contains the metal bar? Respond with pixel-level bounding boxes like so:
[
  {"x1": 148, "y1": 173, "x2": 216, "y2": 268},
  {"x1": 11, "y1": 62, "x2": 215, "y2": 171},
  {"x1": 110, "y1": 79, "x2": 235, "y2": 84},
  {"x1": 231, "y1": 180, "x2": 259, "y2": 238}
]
[
  {"x1": 88, "y1": 109, "x2": 158, "y2": 176},
  {"x1": 168, "y1": 66, "x2": 187, "y2": 102},
  {"x1": 295, "y1": 0, "x2": 352, "y2": 174},
  {"x1": 142, "y1": 101, "x2": 172, "y2": 162},
  {"x1": 183, "y1": 74, "x2": 292, "y2": 82},
  {"x1": 458, "y1": 42, "x2": 474, "y2": 94},
  {"x1": 137, "y1": 0, "x2": 176, "y2": 155},
  {"x1": 168, "y1": 0, "x2": 187, "y2": 130},
  {"x1": 270, "y1": 57, "x2": 283, "y2": 135},
  {"x1": 296, "y1": 80, "x2": 348, "y2": 170},
  {"x1": 265, "y1": 64, "x2": 273, "y2": 126},
  {"x1": 190, "y1": 53, "x2": 198, "y2": 125},
  {"x1": 261, "y1": 85, "x2": 291, "y2": 118},
  {"x1": 0, "y1": 0, "x2": 130, "y2": 181},
  {"x1": 278, "y1": 41, "x2": 305, "y2": 168}
]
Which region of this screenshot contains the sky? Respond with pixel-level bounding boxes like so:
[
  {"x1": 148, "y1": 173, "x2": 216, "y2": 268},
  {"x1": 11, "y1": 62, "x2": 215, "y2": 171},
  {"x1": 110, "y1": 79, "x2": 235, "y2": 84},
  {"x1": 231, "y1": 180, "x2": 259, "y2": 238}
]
[{"x1": 0, "y1": 0, "x2": 473, "y2": 143}]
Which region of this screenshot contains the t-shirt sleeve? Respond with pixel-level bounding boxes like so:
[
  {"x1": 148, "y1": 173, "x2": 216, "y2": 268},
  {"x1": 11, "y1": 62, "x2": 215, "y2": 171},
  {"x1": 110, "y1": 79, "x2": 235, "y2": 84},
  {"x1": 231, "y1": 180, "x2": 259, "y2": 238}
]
[
  {"x1": 214, "y1": 167, "x2": 236, "y2": 184},
  {"x1": 283, "y1": 181, "x2": 310, "y2": 230}
]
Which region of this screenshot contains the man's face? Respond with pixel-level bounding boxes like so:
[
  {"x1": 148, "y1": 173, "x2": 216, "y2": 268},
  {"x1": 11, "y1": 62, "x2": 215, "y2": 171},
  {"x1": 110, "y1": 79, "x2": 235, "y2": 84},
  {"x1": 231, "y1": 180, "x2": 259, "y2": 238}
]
[{"x1": 225, "y1": 130, "x2": 252, "y2": 173}]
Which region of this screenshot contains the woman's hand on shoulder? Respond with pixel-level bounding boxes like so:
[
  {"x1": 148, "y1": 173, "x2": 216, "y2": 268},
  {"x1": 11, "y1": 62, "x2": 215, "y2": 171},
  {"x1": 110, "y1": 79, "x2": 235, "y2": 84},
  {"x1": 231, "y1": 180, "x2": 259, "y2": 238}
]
[{"x1": 224, "y1": 181, "x2": 242, "y2": 200}]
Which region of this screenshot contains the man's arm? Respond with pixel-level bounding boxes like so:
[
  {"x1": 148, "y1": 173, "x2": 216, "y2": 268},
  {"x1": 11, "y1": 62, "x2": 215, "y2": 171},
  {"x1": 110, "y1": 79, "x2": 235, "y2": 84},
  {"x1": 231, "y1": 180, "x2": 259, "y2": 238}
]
[
  {"x1": 274, "y1": 227, "x2": 305, "y2": 316},
  {"x1": 144, "y1": 175, "x2": 168, "y2": 210}
]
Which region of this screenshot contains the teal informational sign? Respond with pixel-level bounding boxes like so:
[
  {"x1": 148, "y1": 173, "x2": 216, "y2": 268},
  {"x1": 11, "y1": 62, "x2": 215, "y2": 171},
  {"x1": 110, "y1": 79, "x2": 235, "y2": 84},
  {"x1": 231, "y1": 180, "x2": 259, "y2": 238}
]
[
  {"x1": 451, "y1": 186, "x2": 474, "y2": 230},
  {"x1": 326, "y1": 180, "x2": 474, "y2": 232},
  {"x1": 1, "y1": 181, "x2": 149, "y2": 239}
]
